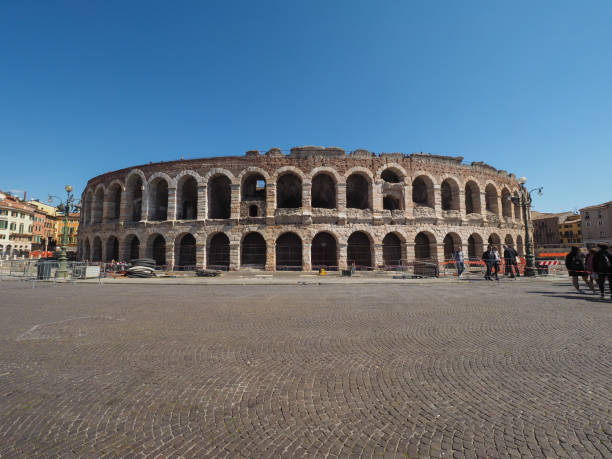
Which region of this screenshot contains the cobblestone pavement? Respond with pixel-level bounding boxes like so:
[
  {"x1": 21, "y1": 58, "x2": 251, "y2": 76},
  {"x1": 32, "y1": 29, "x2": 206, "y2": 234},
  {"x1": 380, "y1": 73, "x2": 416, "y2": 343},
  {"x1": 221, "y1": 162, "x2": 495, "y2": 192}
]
[{"x1": 0, "y1": 278, "x2": 610, "y2": 458}]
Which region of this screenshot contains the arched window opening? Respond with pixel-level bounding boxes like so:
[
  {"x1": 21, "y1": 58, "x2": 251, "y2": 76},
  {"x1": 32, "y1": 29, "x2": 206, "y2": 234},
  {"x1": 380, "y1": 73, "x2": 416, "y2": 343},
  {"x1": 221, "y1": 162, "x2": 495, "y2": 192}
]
[
  {"x1": 465, "y1": 181, "x2": 481, "y2": 215},
  {"x1": 414, "y1": 232, "x2": 437, "y2": 276},
  {"x1": 276, "y1": 173, "x2": 302, "y2": 208},
  {"x1": 346, "y1": 174, "x2": 370, "y2": 210},
  {"x1": 381, "y1": 169, "x2": 401, "y2": 183},
  {"x1": 412, "y1": 177, "x2": 434, "y2": 208},
  {"x1": 93, "y1": 188, "x2": 104, "y2": 223},
  {"x1": 177, "y1": 234, "x2": 196, "y2": 269},
  {"x1": 82, "y1": 192, "x2": 93, "y2": 224},
  {"x1": 249, "y1": 205, "x2": 258, "y2": 217},
  {"x1": 485, "y1": 184, "x2": 499, "y2": 215},
  {"x1": 382, "y1": 233, "x2": 403, "y2": 267},
  {"x1": 311, "y1": 232, "x2": 337, "y2": 270},
  {"x1": 501, "y1": 188, "x2": 512, "y2": 218},
  {"x1": 83, "y1": 239, "x2": 91, "y2": 260},
  {"x1": 347, "y1": 231, "x2": 372, "y2": 269},
  {"x1": 129, "y1": 236, "x2": 140, "y2": 260},
  {"x1": 517, "y1": 235, "x2": 524, "y2": 256},
  {"x1": 443, "y1": 234, "x2": 461, "y2": 261},
  {"x1": 107, "y1": 184, "x2": 122, "y2": 221},
  {"x1": 383, "y1": 195, "x2": 402, "y2": 211},
  {"x1": 149, "y1": 178, "x2": 168, "y2": 221},
  {"x1": 513, "y1": 195, "x2": 521, "y2": 221},
  {"x1": 441, "y1": 179, "x2": 460, "y2": 211},
  {"x1": 242, "y1": 174, "x2": 266, "y2": 201},
  {"x1": 468, "y1": 234, "x2": 483, "y2": 260},
  {"x1": 208, "y1": 175, "x2": 231, "y2": 219},
  {"x1": 276, "y1": 233, "x2": 302, "y2": 271},
  {"x1": 151, "y1": 235, "x2": 166, "y2": 266},
  {"x1": 208, "y1": 233, "x2": 230, "y2": 269},
  {"x1": 504, "y1": 234, "x2": 514, "y2": 248},
  {"x1": 177, "y1": 176, "x2": 198, "y2": 220},
  {"x1": 311, "y1": 174, "x2": 336, "y2": 209},
  {"x1": 488, "y1": 233, "x2": 501, "y2": 249},
  {"x1": 92, "y1": 237, "x2": 102, "y2": 262},
  {"x1": 126, "y1": 176, "x2": 143, "y2": 222},
  {"x1": 106, "y1": 236, "x2": 119, "y2": 262},
  {"x1": 241, "y1": 232, "x2": 266, "y2": 268}
]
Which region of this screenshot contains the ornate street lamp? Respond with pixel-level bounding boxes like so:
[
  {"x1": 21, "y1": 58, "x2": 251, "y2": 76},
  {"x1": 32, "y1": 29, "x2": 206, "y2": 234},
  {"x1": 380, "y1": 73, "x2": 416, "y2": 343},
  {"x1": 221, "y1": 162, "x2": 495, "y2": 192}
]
[
  {"x1": 49, "y1": 185, "x2": 79, "y2": 278},
  {"x1": 510, "y1": 177, "x2": 543, "y2": 277}
]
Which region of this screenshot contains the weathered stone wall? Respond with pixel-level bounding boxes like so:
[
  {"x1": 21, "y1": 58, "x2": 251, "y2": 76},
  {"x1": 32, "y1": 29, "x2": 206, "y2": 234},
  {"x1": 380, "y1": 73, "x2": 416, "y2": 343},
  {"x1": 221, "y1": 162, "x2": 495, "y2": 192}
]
[{"x1": 78, "y1": 147, "x2": 528, "y2": 270}]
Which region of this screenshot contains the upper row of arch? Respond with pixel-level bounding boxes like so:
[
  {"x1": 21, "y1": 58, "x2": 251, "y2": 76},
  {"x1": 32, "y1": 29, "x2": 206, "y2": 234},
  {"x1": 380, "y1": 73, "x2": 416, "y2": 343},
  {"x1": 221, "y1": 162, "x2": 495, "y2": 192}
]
[{"x1": 84, "y1": 164, "x2": 519, "y2": 195}]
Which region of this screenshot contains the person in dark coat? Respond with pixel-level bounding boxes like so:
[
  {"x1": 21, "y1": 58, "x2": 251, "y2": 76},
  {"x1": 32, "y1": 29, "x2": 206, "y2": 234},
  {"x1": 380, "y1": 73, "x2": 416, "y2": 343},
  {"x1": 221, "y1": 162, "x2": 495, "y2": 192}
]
[
  {"x1": 482, "y1": 245, "x2": 494, "y2": 280},
  {"x1": 565, "y1": 246, "x2": 592, "y2": 293},
  {"x1": 503, "y1": 245, "x2": 520, "y2": 278},
  {"x1": 592, "y1": 243, "x2": 612, "y2": 299}
]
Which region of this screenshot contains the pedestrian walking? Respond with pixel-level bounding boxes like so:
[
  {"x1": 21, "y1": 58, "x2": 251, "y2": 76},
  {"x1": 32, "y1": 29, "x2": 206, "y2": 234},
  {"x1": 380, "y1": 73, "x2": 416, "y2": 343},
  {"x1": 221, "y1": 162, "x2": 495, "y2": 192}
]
[
  {"x1": 585, "y1": 247, "x2": 598, "y2": 290},
  {"x1": 505, "y1": 245, "x2": 520, "y2": 278},
  {"x1": 491, "y1": 246, "x2": 501, "y2": 280},
  {"x1": 565, "y1": 246, "x2": 593, "y2": 293},
  {"x1": 482, "y1": 246, "x2": 494, "y2": 280},
  {"x1": 453, "y1": 247, "x2": 465, "y2": 278},
  {"x1": 592, "y1": 243, "x2": 612, "y2": 299}
]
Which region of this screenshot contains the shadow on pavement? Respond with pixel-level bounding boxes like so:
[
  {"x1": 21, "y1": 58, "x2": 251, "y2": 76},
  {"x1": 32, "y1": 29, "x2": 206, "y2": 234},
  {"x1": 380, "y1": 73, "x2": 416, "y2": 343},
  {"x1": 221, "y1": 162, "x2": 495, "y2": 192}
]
[{"x1": 527, "y1": 290, "x2": 611, "y2": 303}]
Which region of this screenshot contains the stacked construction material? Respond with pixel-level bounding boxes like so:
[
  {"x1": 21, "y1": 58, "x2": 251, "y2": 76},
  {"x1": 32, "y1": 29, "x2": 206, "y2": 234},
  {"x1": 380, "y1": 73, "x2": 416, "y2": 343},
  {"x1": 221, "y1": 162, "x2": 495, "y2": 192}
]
[
  {"x1": 126, "y1": 259, "x2": 156, "y2": 278},
  {"x1": 195, "y1": 269, "x2": 221, "y2": 277}
]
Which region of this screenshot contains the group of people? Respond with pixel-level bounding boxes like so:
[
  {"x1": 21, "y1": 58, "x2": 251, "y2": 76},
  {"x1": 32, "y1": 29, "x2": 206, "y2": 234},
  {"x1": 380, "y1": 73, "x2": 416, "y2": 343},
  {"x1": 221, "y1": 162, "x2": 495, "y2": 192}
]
[
  {"x1": 565, "y1": 243, "x2": 612, "y2": 299},
  {"x1": 451, "y1": 244, "x2": 520, "y2": 280}
]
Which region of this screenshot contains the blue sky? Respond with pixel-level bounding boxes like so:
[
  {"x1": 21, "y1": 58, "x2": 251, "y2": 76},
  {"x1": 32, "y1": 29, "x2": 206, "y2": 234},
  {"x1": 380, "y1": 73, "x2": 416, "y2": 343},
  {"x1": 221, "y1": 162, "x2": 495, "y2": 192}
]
[{"x1": 1, "y1": 0, "x2": 610, "y2": 212}]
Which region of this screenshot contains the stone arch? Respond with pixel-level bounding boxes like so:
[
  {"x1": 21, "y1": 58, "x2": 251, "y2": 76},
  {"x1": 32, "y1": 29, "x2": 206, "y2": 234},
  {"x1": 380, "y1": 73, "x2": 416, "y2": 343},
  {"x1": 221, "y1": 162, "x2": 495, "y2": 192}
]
[
  {"x1": 175, "y1": 232, "x2": 197, "y2": 269},
  {"x1": 382, "y1": 232, "x2": 405, "y2": 267},
  {"x1": 311, "y1": 231, "x2": 338, "y2": 270},
  {"x1": 176, "y1": 173, "x2": 199, "y2": 220},
  {"x1": 513, "y1": 193, "x2": 522, "y2": 221},
  {"x1": 92, "y1": 185, "x2": 105, "y2": 224},
  {"x1": 412, "y1": 175, "x2": 435, "y2": 208},
  {"x1": 309, "y1": 166, "x2": 342, "y2": 184},
  {"x1": 414, "y1": 231, "x2": 437, "y2": 260},
  {"x1": 207, "y1": 232, "x2": 230, "y2": 269},
  {"x1": 311, "y1": 172, "x2": 336, "y2": 209},
  {"x1": 202, "y1": 168, "x2": 237, "y2": 185},
  {"x1": 275, "y1": 232, "x2": 303, "y2": 271},
  {"x1": 241, "y1": 171, "x2": 267, "y2": 201},
  {"x1": 464, "y1": 180, "x2": 481, "y2": 215},
  {"x1": 125, "y1": 171, "x2": 144, "y2": 222},
  {"x1": 123, "y1": 233, "x2": 141, "y2": 261},
  {"x1": 443, "y1": 232, "x2": 462, "y2": 261},
  {"x1": 376, "y1": 163, "x2": 408, "y2": 183},
  {"x1": 440, "y1": 177, "x2": 461, "y2": 211},
  {"x1": 237, "y1": 167, "x2": 271, "y2": 182},
  {"x1": 92, "y1": 236, "x2": 102, "y2": 262},
  {"x1": 276, "y1": 172, "x2": 302, "y2": 208},
  {"x1": 501, "y1": 187, "x2": 512, "y2": 218},
  {"x1": 485, "y1": 183, "x2": 499, "y2": 215},
  {"x1": 241, "y1": 232, "x2": 266, "y2": 268},
  {"x1": 468, "y1": 233, "x2": 484, "y2": 260},
  {"x1": 273, "y1": 165, "x2": 306, "y2": 181},
  {"x1": 83, "y1": 237, "x2": 91, "y2": 260},
  {"x1": 347, "y1": 231, "x2": 373, "y2": 269},
  {"x1": 488, "y1": 232, "x2": 501, "y2": 249},
  {"x1": 105, "y1": 235, "x2": 119, "y2": 262},
  {"x1": 516, "y1": 235, "x2": 524, "y2": 256},
  {"x1": 82, "y1": 189, "x2": 94, "y2": 224},
  {"x1": 504, "y1": 234, "x2": 514, "y2": 248},
  {"x1": 147, "y1": 233, "x2": 167, "y2": 266},
  {"x1": 346, "y1": 172, "x2": 372, "y2": 210},
  {"x1": 208, "y1": 173, "x2": 232, "y2": 219},
  {"x1": 105, "y1": 180, "x2": 123, "y2": 222},
  {"x1": 174, "y1": 169, "x2": 202, "y2": 185},
  {"x1": 148, "y1": 175, "x2": 169, "y2": 221}
]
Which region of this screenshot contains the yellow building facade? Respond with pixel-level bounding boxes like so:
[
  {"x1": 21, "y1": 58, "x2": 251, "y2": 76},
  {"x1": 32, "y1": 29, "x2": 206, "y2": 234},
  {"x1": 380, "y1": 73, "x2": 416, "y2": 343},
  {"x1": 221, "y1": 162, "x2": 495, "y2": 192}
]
[{"x1": 559, "y1": 215, "x2": 582, "y2": 245}]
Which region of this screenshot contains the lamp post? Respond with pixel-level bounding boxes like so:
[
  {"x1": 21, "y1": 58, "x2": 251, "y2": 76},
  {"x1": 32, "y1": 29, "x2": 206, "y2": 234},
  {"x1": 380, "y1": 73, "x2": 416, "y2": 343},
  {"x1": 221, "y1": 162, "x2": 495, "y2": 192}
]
[
  {"x1": 49, "y1": 185, "x2": 78, "y2": 278},
  {"x1": 510, "y1": 177, "x2": 543, "y2": 277}
]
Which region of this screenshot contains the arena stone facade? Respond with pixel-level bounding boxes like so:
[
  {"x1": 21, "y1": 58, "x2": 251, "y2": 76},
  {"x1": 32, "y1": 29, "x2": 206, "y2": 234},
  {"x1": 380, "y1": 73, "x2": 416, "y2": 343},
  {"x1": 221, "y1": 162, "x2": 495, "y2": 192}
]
[{"x1": 78, "y1": 146, "x2": 528, "y2": 272}]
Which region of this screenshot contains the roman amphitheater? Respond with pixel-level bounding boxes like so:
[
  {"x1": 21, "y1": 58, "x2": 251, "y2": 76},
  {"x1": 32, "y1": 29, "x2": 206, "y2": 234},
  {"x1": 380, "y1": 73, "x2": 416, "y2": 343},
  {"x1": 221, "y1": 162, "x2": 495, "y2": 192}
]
[{"x1": 78, "y1": 147, "x2": 528, "y2": 272}]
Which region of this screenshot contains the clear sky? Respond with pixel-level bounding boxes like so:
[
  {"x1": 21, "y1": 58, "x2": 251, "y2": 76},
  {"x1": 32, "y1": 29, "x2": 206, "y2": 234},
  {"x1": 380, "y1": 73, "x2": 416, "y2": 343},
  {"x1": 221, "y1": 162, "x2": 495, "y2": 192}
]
[{"x1": 1, "y1": 1, "x2": 610, "y2": 212}]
